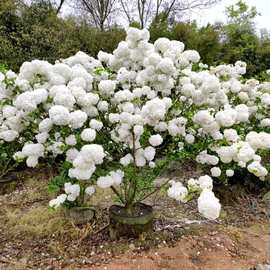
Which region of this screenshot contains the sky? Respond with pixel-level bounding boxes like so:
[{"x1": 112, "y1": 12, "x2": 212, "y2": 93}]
[
  {"x1": 58, "y1": 0, "x2": 270, "y2": 30},
  {"x1": 190, "y1": 0, "x2": 270, "y2": 30}
]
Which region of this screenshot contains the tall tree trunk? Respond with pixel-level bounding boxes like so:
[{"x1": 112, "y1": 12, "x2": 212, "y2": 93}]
[{"x1": 56, "y1": 0, "x2": 65, "y2": 14}]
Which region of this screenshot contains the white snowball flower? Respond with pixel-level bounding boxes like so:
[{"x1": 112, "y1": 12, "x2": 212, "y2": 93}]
[
  {"x1": 49, "y1": 194, "x2": 67, "y2": 208},
  {"x1": 54, "y1": 91, "x2": 75, "y2": 110},
  {"x1": 66, "y1": 148, "x2": 79, "y2": 162},
  {"x1": 261, "y1": 93, "x2": 270, "y2": 106},
  {"x1": 198, "y1": 189, "x2": 221, "y2": 220},
  {"x1": 26, "y1": 156, "x2": 39, "y2": 167},
  {"x1": 134, "y1": 125, "x2": 144, "y2": 137},
  {"x1": 13, "y1": 151, "x2": 25, "y2": 161},
  {"x1": 109, "y1": 170, "x2": 124, "y2": 185},
  {"x1": 261, "y1": 118, "x2": 270, "y2": 127},
  {"x1": 224, "y1": 129, "x2": 239, "y2": 143},
  {"x1": 97, "y1": 176, "x2": 114, "y2": 188},
  {"x1": 98, "y1": 80, "x2": 116, "y2": 96},
  {"x1": 2, "y1": 105, "x2": 17, "y2": 118},
  {"x1": 193, "y1": 110, "x2": 214, "y2": 126},
  {"x1": 49, "y1": 105, "x2": 70, "y2": 126},
  {"x1": 64, "y1": 182, "x2": 80, "y2": 201},
  {"x1": 22, "y1": 143, "x2": 44, "y2": 157},
  {"x1": 143, "y1": 146, "x2": 156, "y2": 161},
  {"x1": 196, "y1": 151, "x2": 219, "y2": 166},
  {"x1": 69, "y1": 110, "x2": 87, "y2": 129},
  {"x1": 215, "y1": 108, "x2": 237, "y2": 127},
  {"x1": 235, "y1": 104, "x2": 249, "y2": 122},
  {"x1": 120, "y1": 153, "x2": 134, "y2": 166},
  {"x1": 154, "y1": 37, "x2": 171, "y2": 53},
  {"x1": 216, "y1": 145, "x2": 237, "y2": 163},
  {"x1": 65, "y1": 135, "x2": 77, "y2": 146},
  {"x1": 81, "y1": 128, "x2": 96, "y2": 142},
  {"x1": 198, "y1": 175, "x2": 213, "y2": 190},
  {"x1": 97, "y1": 101, "x2": 109, "y2": 112},
  {"x1": 210, "y1": 167, "x2": 222, "y2": 177},
  {"x1": 247, "y1": 161, "x2": 268, "y2": 180},
  {"x1": 0, "y1": 130, "x2": 19, "y2": 142},
  {"x1": 226, "y1": 169, "x2": 234, "y2": 177},
  {"x1": 182, "y1": 50, "x2": 200, "y2": 63},
  {"x1": 14, "y1": 92, "x2": 37, "y2": 112},
  {"x1": 141, "y1": 98, "x2": 171, "y2": 126},
  {"x1": 149, "y1": 134, "x2": 163, "y2": 146},
  {"x1": 80, "y1": 144, "x2": 106, "y2": 164},
  {"x1": 109, "y1": 113, "x2": 120, "y2": 123},
  {"x1": 135, "y1": 149, "x2": 146, "y2": 167},
  {"x1": 90, "y1": 119, "x2": 103, "y2": 131},
  {"x1": 185, "y1": 134, "x2": 195, "y2": 144},
  {"x1": 35, "y1": 132, "x2": 49, "y2": 144},
  {"x1": 157, "y1": 58, "x2": 176, "y2": 75},
  {"x1": 39, "y1": 118, "x2": 53, "y2": 132},
  {"x1": 69, "y1": 167, "x2": 96, "y2": 180},
  {"x1": 167, "y1": 181, "x2": 188, "y2": 203},
  {"x1": 149, "y1": 161, "x2": 156, "y2": 168},
  {"x1": 238, "y1": 92, "x2": 249, "y2": 102},
  {"x1": 237, "y1": 143, "x2": 255, "y2": 163}
]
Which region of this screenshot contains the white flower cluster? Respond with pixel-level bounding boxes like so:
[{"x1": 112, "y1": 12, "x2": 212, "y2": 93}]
[
  {"x1": 49, "y1": 182, "x2": 96, "y2": 208},
  {"x1": 168, "y1": 175, "x2": 221, "y2": 220},
  {"x1": 69, "y1": 144, "x2": 106, "y2": 180},
  {"x1": 196, "y1": 131, "x2": 269, "y2": 180},
  {"x1": 198, "y1": 189, "x2": 221, "y2": 220},
  {"x1": 193, "y1": 104, "x2": 249, "y2": 140},
  {"x1": 97, "y1": 170, "x2": 124, "y2": 188},
  {"x1": 13, "y1": 143, "x2": 45, "y2": 167},
  {"x1": 167, "y1": 180, "x2": 189, "y2": 202}
]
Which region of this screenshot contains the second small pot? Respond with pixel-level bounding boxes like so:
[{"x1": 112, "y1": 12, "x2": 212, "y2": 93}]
[{"x1": 65, "y1": 206, "x2": 95, "y2": 225}]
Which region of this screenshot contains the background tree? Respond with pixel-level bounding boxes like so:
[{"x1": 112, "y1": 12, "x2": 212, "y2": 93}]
[
  {"x1": 120, "y1": 0, "x2": 220, "y2": 28},
  {"x1": 221, "y1": 0, "x2": 261, "y2": 77},
  {"x1": 73, "y1": 0, "x2": 118, "y2": 31}
]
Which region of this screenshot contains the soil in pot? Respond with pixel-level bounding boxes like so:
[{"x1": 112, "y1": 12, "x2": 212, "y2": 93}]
[
  {"x1": 109, "y1": 203, "x2": 154, "y2": 239},
  {"x1": 65, "y1": 206, "x2": 95, "y2": 225}
]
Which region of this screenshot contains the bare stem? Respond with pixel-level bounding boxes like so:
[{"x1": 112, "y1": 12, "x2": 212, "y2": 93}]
[
  {"x1": 136, "y1": 178, "x2": 172, "y2": 203},
  {"x1": 125, "y1": 132, "x2": 138, "y2": 208},
  {"x1": 111, "y1": 186, "x2": 125, "y2": 204}
]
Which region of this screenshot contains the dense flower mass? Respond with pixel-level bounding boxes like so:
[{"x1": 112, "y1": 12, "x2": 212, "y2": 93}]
[{"x1": 1, "y1": 27, "x2": 270, "y2": 220}]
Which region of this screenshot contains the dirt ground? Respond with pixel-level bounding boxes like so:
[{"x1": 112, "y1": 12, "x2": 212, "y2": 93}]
[
  {"x1": 0, "y1": 165, "x2": 269, "y2": 270},
  {"x1": 83, "y1": 223, "x2": 270, "y2": 270}
]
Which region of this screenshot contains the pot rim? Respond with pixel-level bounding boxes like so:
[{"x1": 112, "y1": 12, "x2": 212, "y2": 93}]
[{"x1": 109, "y1": 202, "x2": 154, "y2": 225}]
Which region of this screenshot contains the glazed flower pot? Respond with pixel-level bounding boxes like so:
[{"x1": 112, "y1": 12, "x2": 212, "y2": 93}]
[
  {"x1": 109, "y1": 203, "x2": 154, "y2": 239},
  {"x1": 65, "y1": 206, "x2": 95, "y2": 225}
]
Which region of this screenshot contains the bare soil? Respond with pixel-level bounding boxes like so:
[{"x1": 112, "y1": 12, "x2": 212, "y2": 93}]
[
  {"x1": 0, "y1": 165, "x2": 269, "y2": 270},
  {"x1": 83, "y1": 223, "x2": 270, "y2": 270}
]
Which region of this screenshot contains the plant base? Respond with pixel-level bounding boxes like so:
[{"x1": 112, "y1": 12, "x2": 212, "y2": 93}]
[
  {"x1": 109, "y1": 203, "x2": 154, "y2": 239},
  {"x1": 65, "y1": 206, "x2": 95, "y2": 225}
]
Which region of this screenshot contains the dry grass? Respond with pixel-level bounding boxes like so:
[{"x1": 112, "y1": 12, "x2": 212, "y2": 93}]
[
  {"x1": 0, "y1": 167, "x2": 88, "y2": 241},
  {"x1": 4, "y1": 206, "x2": 72, "y2": 239}
]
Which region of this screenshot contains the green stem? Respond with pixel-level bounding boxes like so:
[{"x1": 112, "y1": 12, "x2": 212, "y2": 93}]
[
  {"x1": 136, "y1": 177, "x2": 171, "y2": 203},
  {"x1": 0, "y1": 160, "x2": 16, "y2": 179},
  {"x1": 111, "y1": 186, "x2": 125, "y2": 204}
]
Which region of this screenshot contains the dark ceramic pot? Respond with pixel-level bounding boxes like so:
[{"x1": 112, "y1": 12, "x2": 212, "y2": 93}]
[{"x1": 109, "y1": 203, "x2": 154, "y2": 239}]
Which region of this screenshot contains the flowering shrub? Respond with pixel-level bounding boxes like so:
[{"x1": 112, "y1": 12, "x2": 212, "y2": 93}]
[{"x1": 1, "y1": 27, "x2": 270, "y2": 220}]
